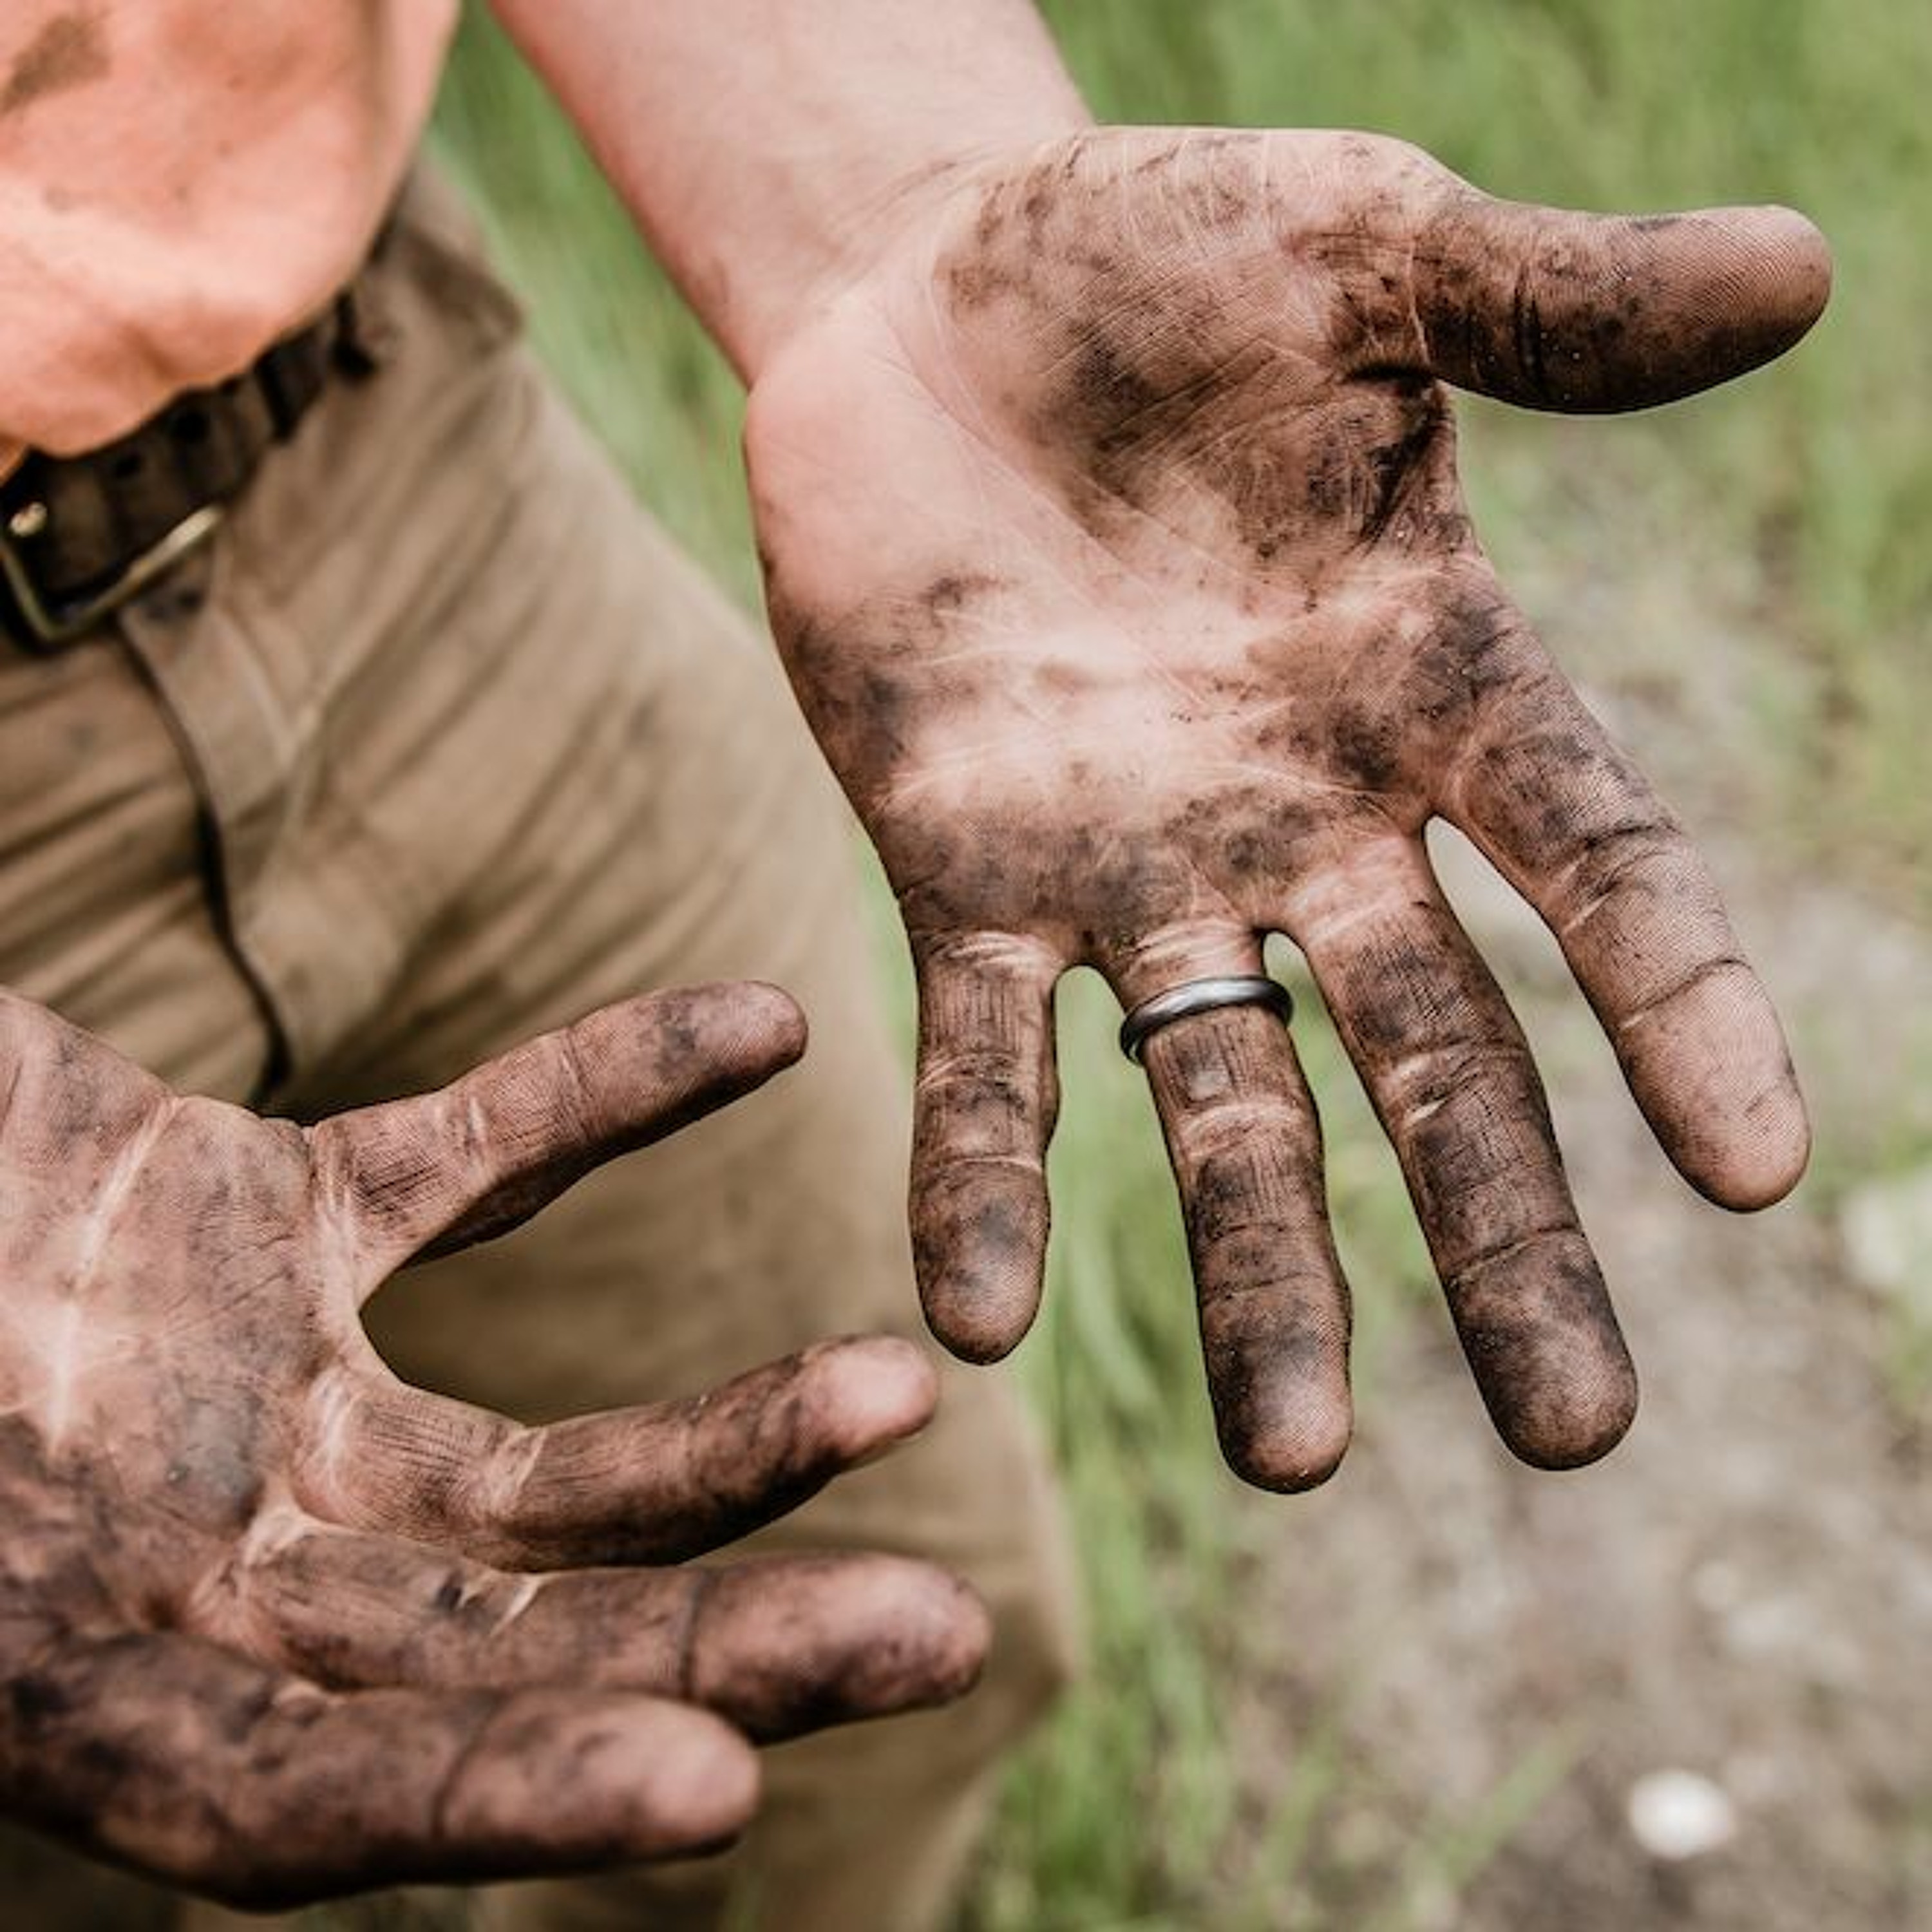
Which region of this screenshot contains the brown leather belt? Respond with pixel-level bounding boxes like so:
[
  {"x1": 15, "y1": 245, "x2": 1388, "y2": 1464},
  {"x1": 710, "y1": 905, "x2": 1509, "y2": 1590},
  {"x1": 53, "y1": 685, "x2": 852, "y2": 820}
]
[{"x1": 0, "y1": 294, "x2": 370, "y2": 652}]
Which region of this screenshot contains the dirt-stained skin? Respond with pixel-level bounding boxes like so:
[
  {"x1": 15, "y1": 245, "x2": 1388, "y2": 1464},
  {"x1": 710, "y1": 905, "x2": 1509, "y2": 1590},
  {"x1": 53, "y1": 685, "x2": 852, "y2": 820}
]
[
  {"x1": 0, "y1": 985, "x2": 987, "y2": 1907},
  {"x1": 0, "y1": 9, "x2": 110, "y2": 119},
  {"x1": 746, "y1": 128, "x2": 1830, "y2": 1490}
]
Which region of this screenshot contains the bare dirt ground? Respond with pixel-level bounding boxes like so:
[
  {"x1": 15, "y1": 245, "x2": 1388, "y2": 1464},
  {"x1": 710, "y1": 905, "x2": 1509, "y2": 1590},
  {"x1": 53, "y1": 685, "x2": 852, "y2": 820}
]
[{"x1": 1251, "y1": 535, "x2": 1932, "y2": 1931}]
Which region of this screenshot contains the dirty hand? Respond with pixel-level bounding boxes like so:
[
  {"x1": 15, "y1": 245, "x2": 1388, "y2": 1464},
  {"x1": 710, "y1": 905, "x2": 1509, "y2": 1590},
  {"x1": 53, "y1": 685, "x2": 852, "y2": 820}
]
[
  {"x1": 0, "y1": 986, "x2": 985, "y2": 1907},
  {"x1": 747, "y1": 128, "x2": 1829, "y2": 1488}
]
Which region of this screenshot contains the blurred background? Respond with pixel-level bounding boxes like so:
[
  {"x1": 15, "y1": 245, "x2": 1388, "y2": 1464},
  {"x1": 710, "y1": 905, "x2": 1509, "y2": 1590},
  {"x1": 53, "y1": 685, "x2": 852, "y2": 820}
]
[{"x1": 436, "y1": 4, "x2": 1931, "y2": 1927}]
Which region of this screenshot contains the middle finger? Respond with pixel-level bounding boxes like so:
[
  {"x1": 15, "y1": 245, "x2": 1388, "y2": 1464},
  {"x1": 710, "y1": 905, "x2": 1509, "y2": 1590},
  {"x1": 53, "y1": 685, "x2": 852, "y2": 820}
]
[{"x1": 210, "y1": 1514, "x2": 989, "y2": 1745}]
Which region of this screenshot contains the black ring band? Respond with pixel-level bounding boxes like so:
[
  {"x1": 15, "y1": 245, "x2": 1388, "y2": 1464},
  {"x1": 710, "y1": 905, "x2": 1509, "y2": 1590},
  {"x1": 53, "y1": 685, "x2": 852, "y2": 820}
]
[{"x1": 1117, "y1": 974, "x2": 1296, "y2": 1063}]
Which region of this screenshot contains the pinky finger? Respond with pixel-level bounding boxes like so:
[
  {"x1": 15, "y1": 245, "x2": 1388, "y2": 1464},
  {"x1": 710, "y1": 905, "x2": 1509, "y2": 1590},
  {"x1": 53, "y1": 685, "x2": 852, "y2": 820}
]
[
  {"x1": 2, "y1": 1630, "x2": 756, "y2": 1909},
  {"x1": 909, "y1": 933, "x2": 1063, "y2": 1363}
]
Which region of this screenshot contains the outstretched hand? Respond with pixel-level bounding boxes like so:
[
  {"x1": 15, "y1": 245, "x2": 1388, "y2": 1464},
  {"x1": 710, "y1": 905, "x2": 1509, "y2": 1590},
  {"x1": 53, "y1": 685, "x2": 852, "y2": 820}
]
[
  {"x1": 0, "y1": 985, "x2": 985, "y2": 1907},
  {"x1": 747, "y1": 129, "x2": 1828, "y2": 1488}
]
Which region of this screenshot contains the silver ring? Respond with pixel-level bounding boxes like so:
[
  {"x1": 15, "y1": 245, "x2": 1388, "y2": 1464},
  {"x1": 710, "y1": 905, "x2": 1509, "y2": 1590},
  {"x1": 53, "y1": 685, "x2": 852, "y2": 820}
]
[{"x1": 1118, "y1": 975, "x2": 1295, "y2": 1063}]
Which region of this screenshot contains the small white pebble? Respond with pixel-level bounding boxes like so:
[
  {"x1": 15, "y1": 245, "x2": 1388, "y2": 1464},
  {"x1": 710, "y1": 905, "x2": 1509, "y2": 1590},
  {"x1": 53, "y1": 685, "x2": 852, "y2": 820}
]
[
  {"x1": 1842, "y1": 1164, "x2": 1932, "y2": 1316},
  {"x1": 1627, "y1": 1768, "x2": 1738, "y2": 1861}
]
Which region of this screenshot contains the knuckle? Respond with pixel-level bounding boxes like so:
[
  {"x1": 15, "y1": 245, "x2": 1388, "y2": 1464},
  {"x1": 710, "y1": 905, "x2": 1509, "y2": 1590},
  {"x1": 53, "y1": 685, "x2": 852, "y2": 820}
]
[
  {"x1": 1186, "y1": 1138, "x2": 1315, "y2": 1243},
  {"x1": 1173, "y1": 1090, "x2": 1302, "y2": 1160},
  {"x1": 1558, "y1": 819, "x2": 1698, "y2": 927},
  {"x1": 1380, "y1": 1032, "x2": 1533, "y2": 1126},
  {"x1": 1618, "y1": 952, "x2": 1752, "y2": 1032},
  {"x1": 914, "y1": 1049, "x2": 1051, "y2": 1160},
  {"x1": 471, "y1": 1422, "x2": 546, "y2": 1535},
  {"x1": 916, "y1": 1039, "x2": 1034, "y2": 1099}
]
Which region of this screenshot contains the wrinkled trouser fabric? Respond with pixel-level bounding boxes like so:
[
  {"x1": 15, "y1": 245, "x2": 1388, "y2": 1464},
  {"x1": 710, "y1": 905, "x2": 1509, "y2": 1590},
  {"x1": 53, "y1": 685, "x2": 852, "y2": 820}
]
[{"x1": 0, "y1": 171, "x2": 1077, "y2": 1931}]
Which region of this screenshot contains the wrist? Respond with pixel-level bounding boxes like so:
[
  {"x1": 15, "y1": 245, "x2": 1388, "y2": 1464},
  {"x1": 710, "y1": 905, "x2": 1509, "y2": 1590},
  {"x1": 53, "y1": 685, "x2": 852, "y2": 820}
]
[
  {"x1": 493, "y1": 0, "x2": 1090, "y2": 383},
  {"x1": 750, "y1": 120, "x2": 1090, "y2": 381}
]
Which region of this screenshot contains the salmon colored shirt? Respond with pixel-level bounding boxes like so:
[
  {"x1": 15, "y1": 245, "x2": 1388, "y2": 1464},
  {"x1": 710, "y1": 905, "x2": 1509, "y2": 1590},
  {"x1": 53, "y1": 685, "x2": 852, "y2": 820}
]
[{"x1": 0, "y1": 3, "x2": 457, "y2": 471}]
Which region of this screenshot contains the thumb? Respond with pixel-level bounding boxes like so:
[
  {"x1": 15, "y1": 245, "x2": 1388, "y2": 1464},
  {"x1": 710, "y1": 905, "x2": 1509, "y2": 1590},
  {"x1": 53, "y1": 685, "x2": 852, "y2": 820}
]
[
  {"x1": 1410, "y1": 189, "x2": 1830, "y2": 412},
  {"x1": 311, "y1": 981, "x2": 806, "y2": 1282}
]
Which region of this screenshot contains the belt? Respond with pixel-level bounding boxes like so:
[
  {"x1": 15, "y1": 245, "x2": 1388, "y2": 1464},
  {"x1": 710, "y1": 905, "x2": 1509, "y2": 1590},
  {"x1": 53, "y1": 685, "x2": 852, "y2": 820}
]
[{"x1": 0, "y1": 294, "x2": 370, "y2": 652}]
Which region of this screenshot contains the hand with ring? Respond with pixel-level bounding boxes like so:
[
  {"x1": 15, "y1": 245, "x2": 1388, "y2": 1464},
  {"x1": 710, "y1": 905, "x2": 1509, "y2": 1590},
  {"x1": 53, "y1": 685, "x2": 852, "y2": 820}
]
[{"x1": 746, "y1": 128, "x2": 1828, "y2": 1488}]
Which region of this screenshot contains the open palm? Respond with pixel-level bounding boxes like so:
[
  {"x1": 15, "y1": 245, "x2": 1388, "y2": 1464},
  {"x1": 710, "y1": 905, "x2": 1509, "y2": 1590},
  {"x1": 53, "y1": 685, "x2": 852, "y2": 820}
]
[
  {"x1": 0, "y1": 986, "x2": 983, "y2": 1905},
  {"x1": 748, "y1": 128, "x2": 1828, "y2": 1488}
]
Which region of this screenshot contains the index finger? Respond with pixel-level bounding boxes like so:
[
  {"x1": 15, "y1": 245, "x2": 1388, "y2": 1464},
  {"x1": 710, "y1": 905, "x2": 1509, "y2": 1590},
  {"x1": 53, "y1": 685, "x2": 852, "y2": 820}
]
[
  {"x1": 1438, "y1": 595, "x2": 1808, "y2": 1208},
  {"x1": 220, "y1": 1522, "x2": 990, "y2": 1746}
]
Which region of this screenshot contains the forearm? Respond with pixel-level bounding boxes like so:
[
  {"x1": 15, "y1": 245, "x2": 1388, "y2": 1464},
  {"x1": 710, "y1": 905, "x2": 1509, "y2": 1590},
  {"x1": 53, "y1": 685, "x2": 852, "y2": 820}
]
[{"x1": 488, "y1": 0, "x2": 1089, "y2": 382}]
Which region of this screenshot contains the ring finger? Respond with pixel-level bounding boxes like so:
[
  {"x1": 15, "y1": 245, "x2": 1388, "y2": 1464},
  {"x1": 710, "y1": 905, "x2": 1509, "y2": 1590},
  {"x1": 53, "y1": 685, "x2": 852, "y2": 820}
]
[{"x1": 1104, "y1": 931, "x2": 1354, "y2": 1492}]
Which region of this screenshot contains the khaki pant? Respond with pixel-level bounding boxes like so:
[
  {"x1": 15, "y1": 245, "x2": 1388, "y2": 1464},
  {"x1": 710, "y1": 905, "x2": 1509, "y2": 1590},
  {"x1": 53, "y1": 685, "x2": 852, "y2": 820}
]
[{"x1": 0, "y1": 173, "x2": 1076, "y2": 1931}]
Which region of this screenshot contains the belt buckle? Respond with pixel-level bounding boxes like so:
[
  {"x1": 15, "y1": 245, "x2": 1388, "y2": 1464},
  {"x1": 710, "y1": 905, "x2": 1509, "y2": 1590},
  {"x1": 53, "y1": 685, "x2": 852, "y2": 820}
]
[{"x1": 0, "y1": 498, "x2": 223, "y2": 651}]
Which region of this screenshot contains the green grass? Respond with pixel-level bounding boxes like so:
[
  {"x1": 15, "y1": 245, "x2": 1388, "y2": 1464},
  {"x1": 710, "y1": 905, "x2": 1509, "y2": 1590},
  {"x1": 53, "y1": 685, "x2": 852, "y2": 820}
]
[{"x1": 433, "y1": 3, "x2": 1930, "y2": 1923}]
